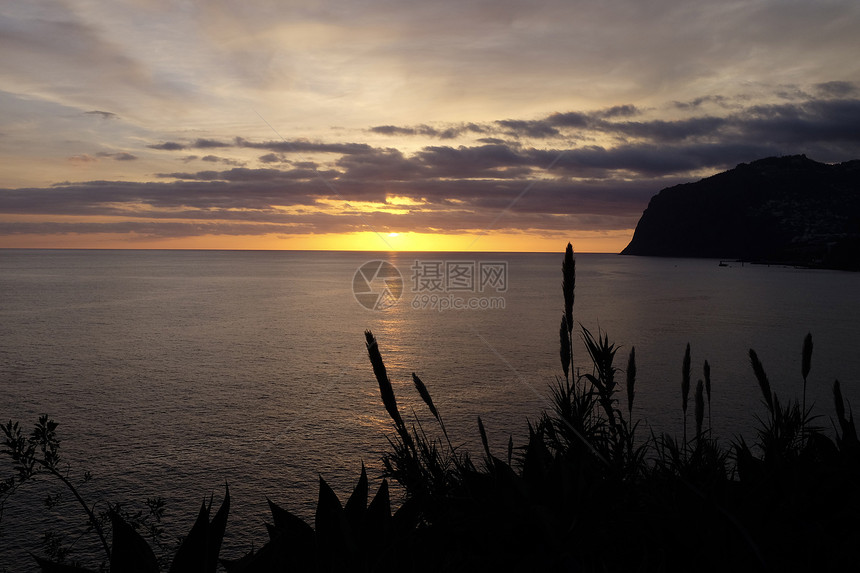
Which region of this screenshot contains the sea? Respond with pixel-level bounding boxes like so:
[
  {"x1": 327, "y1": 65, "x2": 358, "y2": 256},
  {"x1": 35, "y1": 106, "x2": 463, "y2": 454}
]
[{"x1": 1, "y1": 249, "x2": 858, "y2": 570}]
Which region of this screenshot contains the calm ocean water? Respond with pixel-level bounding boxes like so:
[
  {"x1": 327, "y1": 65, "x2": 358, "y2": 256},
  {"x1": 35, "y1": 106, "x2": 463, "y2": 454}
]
[{"x1": 2, "y1": 249, "x2": 859, "y2": 569}]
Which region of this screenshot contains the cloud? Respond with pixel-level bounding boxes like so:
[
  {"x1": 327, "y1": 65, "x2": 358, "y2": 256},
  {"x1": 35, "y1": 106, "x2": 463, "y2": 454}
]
[
  {"x1": 496, "y1": 119, "x2": 560, "y2": 139},
  {"x1": 85, "y1": 110, "x2": 118, "y2": 120},
  {"x1": 149, "y1": 141, "x2": 186, "y2": 151},
  {"x1": 67, "y1": 154, "x2": 98, "y2": 163},
  {"x1": 369, "y1": 123, "x2": 487, "y2": 139},
  {"x1": 201, "y1": 155, "x2": 244, "y2": 166},
  {"x1": 96, "y1": 151, "x2": 138, "y2": 161},
  {"x1": 193, "y1": 138, "x2": 231, "y2": 149},
  {"x1": 814, "y1": 81, "x2": 858, "y2": 98},
  {"x1": 258, "y1": 153, "x2": 284, "y2": 164},
  {"x1": 235, "y1": 137, "x2": 376, "y2": 155}
]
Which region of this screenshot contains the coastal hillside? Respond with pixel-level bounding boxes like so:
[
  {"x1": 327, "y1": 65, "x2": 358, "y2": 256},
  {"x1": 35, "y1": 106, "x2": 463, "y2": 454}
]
[{"x1": 621, "y1": 155, "x2": 860, "y2": 269}]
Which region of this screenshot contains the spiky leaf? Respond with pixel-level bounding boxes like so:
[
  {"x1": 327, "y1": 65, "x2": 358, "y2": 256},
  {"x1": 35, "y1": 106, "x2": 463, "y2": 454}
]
[{"x1": 110, "y1": 511, "x2": 159, "y2": 573}]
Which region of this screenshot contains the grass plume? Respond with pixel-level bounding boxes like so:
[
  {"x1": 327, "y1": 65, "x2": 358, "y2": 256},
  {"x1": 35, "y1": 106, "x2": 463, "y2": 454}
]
[
  {"x1": 626, "y1": 346, "x2": 636, "y2": 417},
  {"x1": 412, "y1": 372, "x2": 439, "y2": 421},
  {"x1": 562, "y1": 242, "x2": 575, "y2": 336},
  {"x1": 704, "y1": 359, "x2": 712, "y2": 431},
  {"x1": 365, "y1": 330, "x2": 405, "y2": 432},
  {"x1": 682, "y1": 343, "x2": 691, "y2": 447},
  {"x1": 748, "y1": 348, "x2": 773, "y2": 412}
]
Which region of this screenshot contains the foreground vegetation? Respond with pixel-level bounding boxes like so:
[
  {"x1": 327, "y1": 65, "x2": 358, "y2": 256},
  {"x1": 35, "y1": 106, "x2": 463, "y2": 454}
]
[{"x1": 3, "y1": 243, "x2": 859, "y2": 572}]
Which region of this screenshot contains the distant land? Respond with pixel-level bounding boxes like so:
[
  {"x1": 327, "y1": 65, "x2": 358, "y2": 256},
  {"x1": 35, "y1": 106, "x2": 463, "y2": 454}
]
[{"x1": 621, "y1": 155, "x2": 860, "y2": 270}]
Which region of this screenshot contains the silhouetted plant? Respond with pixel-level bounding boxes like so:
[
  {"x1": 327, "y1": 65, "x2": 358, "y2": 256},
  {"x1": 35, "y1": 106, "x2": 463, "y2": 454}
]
[
  {"x1": 703, "y1": 359, "x2": 712, "y2": 432},
  {"x1": 559, "y1": 315, "x2": 571, "y2": 382},
  {"x1": 562, "y1": 242, "x2": 575, "y2": 368},
  {"x1": 801, "y1": 332, "x2": 813, "y2": 442},
  {"x1": 681, "y1": 343, "x2": 691, "y2": 450}
]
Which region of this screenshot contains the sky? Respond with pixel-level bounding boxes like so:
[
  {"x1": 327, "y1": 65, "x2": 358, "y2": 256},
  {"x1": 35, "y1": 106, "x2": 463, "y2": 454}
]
[{"x1": 1, "y1": 0, "x2": 859, "y2": 253}]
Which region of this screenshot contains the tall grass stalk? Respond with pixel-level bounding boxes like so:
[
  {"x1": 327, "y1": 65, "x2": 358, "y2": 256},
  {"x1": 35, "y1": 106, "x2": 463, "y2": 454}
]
[
  {"x1": 412, "y1": 372, "x2": 455, "y2": 454},
  {"x1": 682, "y1": 343, "x2": 691, "y2": 449},
  {"x1": 704, "y1": 360, "x2": 712, "y2": 433},
  {"x1": 695, "y1": 379, "x2": 705, "y2": 441},
  {"x1": 801, "y1": 332, "x2": 813, "y2": 442},
  {"x1": 626, "y1": 346, "x2": 636, "y2": 418},
  {"x1": 562, "y1": 243, "x2": 575, "y2": 367},
  {"x1": 560, "y1": 315, "x2": 571, "y2": 383}
]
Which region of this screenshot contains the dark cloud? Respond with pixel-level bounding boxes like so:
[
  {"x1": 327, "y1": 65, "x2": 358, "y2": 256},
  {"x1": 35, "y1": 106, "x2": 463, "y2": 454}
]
[
  {"x1": 85, "y1": 110, "x2": 118, "y2": 120},
  {"x1": 258, "y1": 153, "x2": 284, "y2": 164},
  {"x1": 370, "y1": 125, "x2": 420, "y2": 136},
  {"x1": 739, "y1": 99, "x2": 860, "y2": 146},
  {"x1": 672, "y1": 95, "x2": 731, "y2": 110},
  {"x1": 496, "y1": 119, "x2": 560, "y2": 138},
  {"x1": 335, "y1": 148, "x2": 423, "y2": 182},
  {"x1": 201, "y1": 155, "x2": 244, "y2": 166},
  {"x1": 293, "y1": 161, "x2": 319, "y2": 169},
  {"x1": 96, "y1": 151, "x2": 138, "y2": 161},
  {"x1": 235, "y1": 137, "x2": 374, "y2": 155},
  {"x1": 814, "y1": 81, "x2": 858, "y2": 98},
  {"x1": 592, "y1": 105, "x2": 640, "y2": 119},
  {"x1": 158, "y1": 167, "x2": 333, "y2": 182},
  {"x1": 603, "y1": 116, "x2": 729, "y2": 142},
  {"x1": 148, "y1": 141, "x2": 186, "y2": 151},
  {"x1": 369, "y1": 123, "x2": 487, "y2": 139},
  {"x1": 193, "y1": 138, "x2": 231, "y2": 148},
  {"x1": 414, "y1": 144, "x2": 532, "y2": 178}
]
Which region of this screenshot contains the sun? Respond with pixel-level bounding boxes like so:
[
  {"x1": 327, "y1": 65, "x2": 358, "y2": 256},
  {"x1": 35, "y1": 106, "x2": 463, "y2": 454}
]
[{"x1": 387, "y1": 232, "x2": 399, "y2": 238}]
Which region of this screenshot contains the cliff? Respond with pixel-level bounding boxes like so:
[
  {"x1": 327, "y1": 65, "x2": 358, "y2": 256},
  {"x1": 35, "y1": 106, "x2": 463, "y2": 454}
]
[{"x1": 621, "y1": 155, "x2": 860, "y2": 270}]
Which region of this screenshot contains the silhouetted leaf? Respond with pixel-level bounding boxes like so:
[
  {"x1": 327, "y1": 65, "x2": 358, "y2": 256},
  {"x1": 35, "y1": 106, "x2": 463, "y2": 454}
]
[
  {"x1": 170, "y1": 500, "x2": 210, "y2": 572},
  {"x1": 208, "y1": 485, "x2": 230, "y2": 566},
  {"x1": 169, "y1": 486, "x2": 230, "y2": 573},
  {"x1": 344, "y1": 463, "x2": 368, "y2": 531},
  {"x1": 110, "y1": 511, "x2": 159, "y2": 573},
  {"x1": 267, "y1": 498, "x2": 314, "y2": 539},
  {"x1": 366, "y1": 479, "x2": 391, "y2": 533},
  {"x1": 315, "y1": 476, "x2": 354, "y2": 568}
]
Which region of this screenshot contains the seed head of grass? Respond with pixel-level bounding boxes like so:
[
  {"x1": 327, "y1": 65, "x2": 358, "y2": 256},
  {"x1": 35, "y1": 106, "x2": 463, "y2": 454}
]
[
  {"x1": 411, "y1": 372, "x2": 439, "y2": 421},
  {"x1": 682, "y1": 343, "x2": 691, "y2": 414},
  {"x1": 365, "y1": 330, "x2": 405, "y2": 430},
  {"x1": 749, "y1": 348, "x2": 773, "y2": 412},
  {"x1": 562, "y1": 243, "x2": 575, "y2": 335}
]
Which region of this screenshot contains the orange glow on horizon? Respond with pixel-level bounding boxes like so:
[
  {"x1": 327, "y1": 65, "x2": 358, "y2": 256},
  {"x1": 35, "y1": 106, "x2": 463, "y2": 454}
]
[{"x1": 0, "y1": 230, "x2": 634, "y2": 253}]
